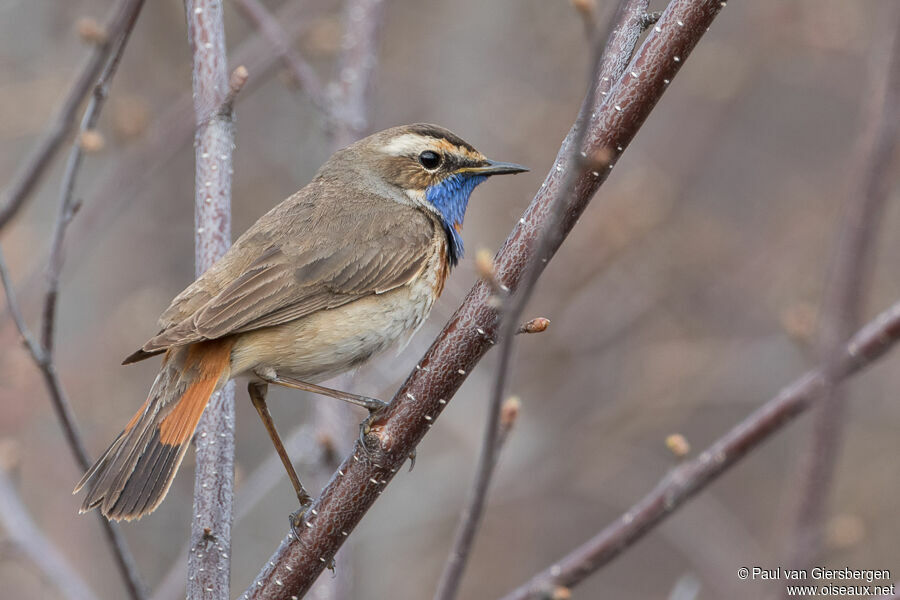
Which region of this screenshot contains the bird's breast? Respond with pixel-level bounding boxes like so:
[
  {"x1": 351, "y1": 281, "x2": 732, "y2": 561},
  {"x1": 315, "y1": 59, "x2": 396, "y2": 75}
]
[{"x1": 229, "y1": 231, "x2": 450, "y2": 383}]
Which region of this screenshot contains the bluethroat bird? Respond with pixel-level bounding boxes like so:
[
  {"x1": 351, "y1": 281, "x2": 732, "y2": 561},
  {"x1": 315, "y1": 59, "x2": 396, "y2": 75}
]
[{"x1": 74, "y1": 123, "x2": 527, "y2": 521}]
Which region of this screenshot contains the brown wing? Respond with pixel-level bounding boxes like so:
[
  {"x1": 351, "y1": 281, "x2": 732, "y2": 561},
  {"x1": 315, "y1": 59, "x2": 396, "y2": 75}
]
[{"x1": 131, "y1": 182, "x2": 436, "y2": 357}]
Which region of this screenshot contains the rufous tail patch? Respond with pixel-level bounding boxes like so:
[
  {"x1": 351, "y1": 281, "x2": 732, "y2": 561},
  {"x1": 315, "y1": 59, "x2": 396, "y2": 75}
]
[{"x1": 158, "y1": 339, "x2": 233, "y2": 445}]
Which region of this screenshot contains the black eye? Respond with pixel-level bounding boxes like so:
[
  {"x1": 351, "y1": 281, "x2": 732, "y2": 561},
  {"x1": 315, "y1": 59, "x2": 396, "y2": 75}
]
[{"x1": 418, "y1": 150, "x2": 442, "y2": 170}]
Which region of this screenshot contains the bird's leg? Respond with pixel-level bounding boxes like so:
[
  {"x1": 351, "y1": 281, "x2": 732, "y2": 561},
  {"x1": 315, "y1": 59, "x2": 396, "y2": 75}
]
[
  {"x1": 255, "y1": 370, "x2": 410, "y2": 463},
  {"x1": 247, "y1": 381, "x2": 312, "y2": 534},
  {"x1": 259, "y1": 372, "x2": 388, "y2": 414}
]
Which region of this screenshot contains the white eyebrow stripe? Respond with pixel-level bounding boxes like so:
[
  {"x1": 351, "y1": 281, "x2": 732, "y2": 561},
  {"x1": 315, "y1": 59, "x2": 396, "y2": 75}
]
[{"x1": 379, "y1": 133, "x2": 431, "y2": 156}]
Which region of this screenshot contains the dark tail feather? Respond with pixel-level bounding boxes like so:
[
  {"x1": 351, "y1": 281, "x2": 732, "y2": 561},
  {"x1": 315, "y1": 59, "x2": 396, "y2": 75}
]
[
  {"x1": 74, "y1": 339, "x2": 233, "y2": 520},
  {"x1": 121, "y1": 347, "x2": 165, "y2": 366}
]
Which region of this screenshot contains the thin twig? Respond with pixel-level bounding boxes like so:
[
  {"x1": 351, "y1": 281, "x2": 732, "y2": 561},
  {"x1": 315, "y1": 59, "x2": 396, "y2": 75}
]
[
  {"x1": 328, "y1": 0, "x2": 385, "y2": 148},
  {"x1": 0, "y1": 250, "x2": 147, "y2": 600},
  {"x1": 0, "y1": 0, "x2": 320, "y2": 326},
  {"x1": 231, "y1": 0, "x2": 331, "y2": 115},
  {"x1": 242, "y1": 1, "x2": 726, "y2": 597},
  {"x1": 0, "y1": 0, "x2": 146, "y2": 233},
  {"x1": 0, "y1": 469, "x2": 100, "y2": 600},
  {"x1": 499, "y1": 297, "x2": 900, "y2": 600},
  {"x1": 151, "y1": 423, "x2": 327, "y2": 600},
  {"x1": 0, "y1": 11, "x2": 150, "y2": 591},
  {"x1": 182, "y1": 1, "x2": 242, "y2": 598},
  {"x1": 41, "y1": 3, "x2": 149, "y2": 597},
  {"x1": 784, "y1": 14, "x2": 900, "y2": 577},
  {"x1": 433, "y1": 2, "x2": 645, "y2": 597},
  {"x1": 44, "y1": 0, "x2": 145, "y2": 356},
  {"x1": 306, "y1": 2, "x2": 387, "y2": 595}
]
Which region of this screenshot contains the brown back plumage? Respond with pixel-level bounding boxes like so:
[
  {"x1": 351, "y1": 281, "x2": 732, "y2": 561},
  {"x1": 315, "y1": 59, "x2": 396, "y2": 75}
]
[{"x1": 124, "y1": 172, "x2": 436, "y2": 362}]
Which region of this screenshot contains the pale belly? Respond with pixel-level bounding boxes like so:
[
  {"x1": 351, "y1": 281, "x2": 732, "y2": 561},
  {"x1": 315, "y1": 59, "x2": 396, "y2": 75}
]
[{"x1": 227, "y1": 278, "x2": 437, "y2": 383}]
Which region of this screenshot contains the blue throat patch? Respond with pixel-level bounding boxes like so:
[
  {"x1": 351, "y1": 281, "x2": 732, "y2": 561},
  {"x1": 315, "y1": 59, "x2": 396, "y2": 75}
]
[{"x1": 425, "y1": 173, "x2": 487, "y2": 266}]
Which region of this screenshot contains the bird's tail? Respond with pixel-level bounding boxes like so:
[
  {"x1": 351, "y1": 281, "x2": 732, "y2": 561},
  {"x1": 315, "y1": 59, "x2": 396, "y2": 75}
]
[{"x1": 74, "y1": 338, "x2": 233, "y2": 520}]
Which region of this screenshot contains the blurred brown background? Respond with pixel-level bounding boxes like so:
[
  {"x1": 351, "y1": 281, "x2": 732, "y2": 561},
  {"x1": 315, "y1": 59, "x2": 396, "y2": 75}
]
[{"x1": 1, "y1": 0, "x2": 899, "y2": 598}]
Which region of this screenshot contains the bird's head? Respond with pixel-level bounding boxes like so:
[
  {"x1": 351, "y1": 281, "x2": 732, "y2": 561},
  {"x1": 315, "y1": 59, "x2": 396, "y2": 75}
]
[{"x1": 330, "y1": 124, "x2": 528, "y2": 265}]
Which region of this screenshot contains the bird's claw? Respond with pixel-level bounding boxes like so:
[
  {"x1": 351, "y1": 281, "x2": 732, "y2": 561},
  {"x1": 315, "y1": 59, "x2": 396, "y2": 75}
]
[
  {"x1": 355, "y1": 403, "x2": 416, "y2": 470},
  {"x1": 357, "y1": 401, "x2": 389, "y2": 450}
]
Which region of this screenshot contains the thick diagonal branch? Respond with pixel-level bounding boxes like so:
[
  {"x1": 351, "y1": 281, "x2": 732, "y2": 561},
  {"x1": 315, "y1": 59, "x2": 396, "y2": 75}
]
[
  {"x1": 432, "y1": 1, "x2": 649, "y2": 598},
  {"x1": 241, "y1": 1, "x2": 726, "y2": 598}
]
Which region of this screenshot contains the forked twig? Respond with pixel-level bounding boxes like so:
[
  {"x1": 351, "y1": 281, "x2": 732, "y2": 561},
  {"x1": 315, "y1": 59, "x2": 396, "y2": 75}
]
[
  {"x1": 0, "y1": 2, "x2": 148, "y2": 597},
  {"x1": 0, "y1": 0, "x2": 146, "y2": 232}
]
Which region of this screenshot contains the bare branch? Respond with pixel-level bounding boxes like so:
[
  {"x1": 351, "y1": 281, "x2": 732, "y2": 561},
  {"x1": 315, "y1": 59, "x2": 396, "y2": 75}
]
[
  {"x1": 0, "y1": 0, "x2": 318, "y2": 327},
  {"x1": 0, "y1": 6, "x2": 149, "y2": 594},
  {"x1": 231, "y1": 0, "x2": 331, "y2": 114},
  {"x1": 43, "y1": 0, "x2": 146, "y2": 354},
  {"x1": 0, "y1": 0, "x2": 146, "y2": 233},
  {"x1": 151, "y1": 423, "x2": 328, "y2": 600},
  {"x1": 182, "y1": 2, "x2": 239, "y2": 598},
  {"x1": 241, "y1": 1, "x2": 727, "y2": 597},
  {"x1": 0, "y1": 469, "x2": 100, "y2": 600},
  {"x1": 434, "y1": 2, "x2": 647, "y2": 597},
  {"x1": 785, "y1": 13, "x2": 900, "y2": 577},
  {"x1": 38, "y1": 5, "x2": 150, "y2": 598},
  {"x1": 499, "y1": 297, "x2": 900, "y2": 599},
  {"x1": 328, "y1": 0, "x2": 386, "y2": 148},
  {"x1": 0, "y1": 249, "x2": 147, "y2": 600}
]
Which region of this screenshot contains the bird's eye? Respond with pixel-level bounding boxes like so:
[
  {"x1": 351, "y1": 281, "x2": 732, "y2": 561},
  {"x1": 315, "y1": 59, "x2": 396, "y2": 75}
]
[{"x1": 418, "y1": 150, "x2": 442, "y2": 170}]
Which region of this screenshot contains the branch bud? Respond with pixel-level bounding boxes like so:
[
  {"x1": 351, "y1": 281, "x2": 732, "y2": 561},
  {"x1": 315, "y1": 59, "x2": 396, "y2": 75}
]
[
  {"x1": 78, "y1": 129, "x2": 105, "y2": 153},
  {"x1": 551, "y1": 586, "x2": 572, "y2": 600},
  {"x1": 570, "y1": 0, "x2": 595, "y2": 20},
  {"x1": 665, "y1": 433, "x2": 690, "y2": 457},
  {"x1": 475, "y1": 248, "x2": 496, "y2": 281},
  {"x1": 76, "y1": 17, "x2": 107, "y2": 45},
  {"x1": 229, "y1": 65, "x2": 249, "y2": 94},
  {"x1": 500, "y1": 396, "x2": 521, "y2": 429},
  {"x1": 517, "y1": 317, "x2": 550, "y2": 335}
]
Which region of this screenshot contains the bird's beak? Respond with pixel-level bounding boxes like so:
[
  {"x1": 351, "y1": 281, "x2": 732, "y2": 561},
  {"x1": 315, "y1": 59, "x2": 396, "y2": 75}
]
[{"x1": 457, "y1": 159, "x2": 529, "y2": 176}]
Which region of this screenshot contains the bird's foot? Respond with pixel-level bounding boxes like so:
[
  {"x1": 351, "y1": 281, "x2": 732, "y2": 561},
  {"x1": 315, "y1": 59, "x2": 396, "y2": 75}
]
[
  {"x1": 356, "y1": 402, "x2": 416, "y2": 469},
  {"x1": 357, "y1": 401, "x2": 389, "y2": 450}
]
